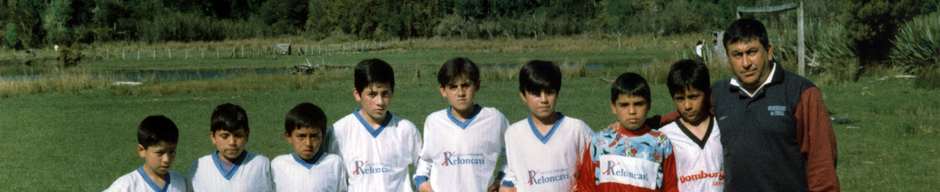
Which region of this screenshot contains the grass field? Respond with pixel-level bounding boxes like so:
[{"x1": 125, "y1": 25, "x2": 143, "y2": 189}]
[{"x1": 1, "y1": 36, "x2": 938, "y2": 191}]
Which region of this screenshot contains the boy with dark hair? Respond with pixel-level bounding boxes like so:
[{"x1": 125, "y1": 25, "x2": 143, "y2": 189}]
[
  {"x1": 188, "y1": 103, "x2": 273, "y2": 191},
  {"x1": 414, "y1": 57, "x2": 509, "y2": 192},
  {"x1": 576, "y1": 72, "x2": 677, "y2": 192},
  {"x1": 717, "y1": 18, "x2": 838, "y2": 192},
  {"x1": 659, "y1": 60, "x2": 723, "y2": 191},
  {"x1": 106, "y1": 115, "x2": 187, "y2": 192},
  {"x1": 271, "y1": 103, "x2": 347, "y2": 191},
  {"x1": 324, "y1": 58, "x2": 423, "y2": 192},
  {"x1": 500, "y1": 60, "x2": 594, "y2": 192}
]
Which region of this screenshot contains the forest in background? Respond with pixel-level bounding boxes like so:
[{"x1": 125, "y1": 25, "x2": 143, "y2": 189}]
[{"x1": 1, "y1": 0, "x2": 938, "y2": 73}]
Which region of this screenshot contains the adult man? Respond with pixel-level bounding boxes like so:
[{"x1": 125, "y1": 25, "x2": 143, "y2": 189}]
[{"x1": 713, "y1": 18, "x2": 839, "y2": 191}]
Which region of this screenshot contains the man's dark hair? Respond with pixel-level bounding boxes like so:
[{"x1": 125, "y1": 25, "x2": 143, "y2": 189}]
[
  {"x1": 211, "y1": 103, "x2": 249, "y2": 134},
  {"x1": 667, "y1": 59, "x2": 711, "y2": 96},
  {"x1": 611, "y1": 72, "x2": 651, "y2": 104},
  {"x1": 138, "y1": 115, "x2": 179, "y2": 148},
  {"x1": 285, "y1": 102, "x2": 328, "y2": 135},
  {"x1": 723, "y1": 18, "x2": 770, "y2": 49},
  {"x1": 518, "y1": 60, "x2": 562, "y2": 94},
  {"x1": 437, "y1": 57, "x2": 480, "y2": 87},
  {"x1": 354, "y1": 58, "x2": 395, "y2": 93}
]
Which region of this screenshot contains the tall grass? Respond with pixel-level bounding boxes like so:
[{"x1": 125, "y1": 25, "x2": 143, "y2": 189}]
[
  {"x1": 890, "y1": 12, "x2": 940, "y2": 74},
  {"x1": 0, "y1": 72, "x2": 331, "y2": 97},
  {"x1": 0, "y1": 73, "x2": 113, "y2": 97}
]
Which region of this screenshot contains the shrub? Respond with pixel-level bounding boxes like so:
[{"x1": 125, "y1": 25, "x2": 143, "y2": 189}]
[
  {"x1": 889, "y1": 12, "x2": 940, "y2": 74},
  {"x1": 5, "y1": 23, "x2": 19, "y2": 48}
]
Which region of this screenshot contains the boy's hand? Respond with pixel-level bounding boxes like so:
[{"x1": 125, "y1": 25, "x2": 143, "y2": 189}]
[
  {"x1": 605, "y1": 122, "x2": 619, "y2": 130},
  {"x1": 498, "y1": 186, "x2": 517, "y2": 192},
  {"x1": 418, "y1": 182, "x2": 434, "y2": 192},
  {"x1": 487, "y1": 179, "x2": 501, "y2": 192}
]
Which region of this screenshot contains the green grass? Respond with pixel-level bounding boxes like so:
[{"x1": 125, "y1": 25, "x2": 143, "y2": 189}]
[{"x1": 1, "y1": 37, "x2": 938, "y2": 191}]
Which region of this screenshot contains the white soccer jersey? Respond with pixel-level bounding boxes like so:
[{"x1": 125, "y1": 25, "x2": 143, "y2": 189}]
[
  {"x1": 271, "y1": 152, "x2": 347, "y2": 192},
  {"x1": 188, "y1": 151, "x2": 273, "y2": 192},
  {"x1": 105, "y1": 167, "x2": 188, "y2": 192},
  {"x1": 501, "y1": 114, "x2": 593, "y2": 192},
  {"x1": 413, "y1": 106, "x2": 509, "y2": 192},
  {"x1": 325, "y1": 109, "x2": 423, "y2": 192},
  {"x1": 659, "y1": 117, "x2": 724, "y2": 192}
]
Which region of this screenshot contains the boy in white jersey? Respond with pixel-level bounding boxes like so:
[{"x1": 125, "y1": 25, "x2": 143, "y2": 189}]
[
  {"x1": 324, "y1": 58, "x2": 423, "y2": 192},
  {"x1": 499, "y1": 60, "x2": 594, "y2": 192},
  {"x1": 188, "y1": 103, "x2": 273, "y2": 192},
  {"x1": 106, "y1": 115, "x2": 187, "y2": 192},
  {"x1": 271, "y1": 103, "x2": 347, "y2": 192},
  {"x1": 414, "y1": 57, "x2": 509, "y2": 192},
  {"x1": 658, "y1": 60, "x2": 723, "y2": 191}
]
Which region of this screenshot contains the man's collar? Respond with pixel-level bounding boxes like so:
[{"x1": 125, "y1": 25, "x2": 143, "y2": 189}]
[{"x1": 730, "y1": 61, "x2": 777, "y2": 97}]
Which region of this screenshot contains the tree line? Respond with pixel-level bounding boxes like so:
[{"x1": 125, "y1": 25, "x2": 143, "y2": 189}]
[{"x1": 2, "y1": 0, "x2": 937, "y2": 67}]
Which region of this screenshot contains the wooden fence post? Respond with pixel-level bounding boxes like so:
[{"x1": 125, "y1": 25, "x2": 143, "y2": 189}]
[
  {"x1": 137, "y1": 49, "x2": 140, "y2": 60},
  {"x1": 122, "y1": 48, "x2": 125, "y2": 60},
  {"x1": 168, "y1": 48, "x2": 171, "y2": 59},
  {"x1": 153, "y1": 48, "x2": 156, "y2": 60}
]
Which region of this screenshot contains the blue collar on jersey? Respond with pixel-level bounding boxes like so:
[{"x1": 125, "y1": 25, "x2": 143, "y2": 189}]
[
  {"x1": 447, "y1": 104, "x2": 482, "y2": 129},
  {"x1": 136, "y1": 166, "x2": 171, "y2": 192},
  {"x1": 212, "y1": 150, "x2": 248, "y2": 180},
  {"x1": 292, "y1": 151, "x2": 325, "y2": 169},
  {"x1": 354, "y1": 108, "x2": 393, "y2": 138},
  {"x1": 528, "y1": 113, "x2": 565, "y2": 144}
]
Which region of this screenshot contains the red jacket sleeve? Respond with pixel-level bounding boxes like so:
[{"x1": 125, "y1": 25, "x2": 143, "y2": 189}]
[
  {"x1": 795, "y1": 87, "x2": 840, "y2": 192},
  {"x1": 660, "y1": 146, "x2": 678, "y2": 192},
  {"x1": 576, "y1": 144, "x2": 597, "y2": 192}
]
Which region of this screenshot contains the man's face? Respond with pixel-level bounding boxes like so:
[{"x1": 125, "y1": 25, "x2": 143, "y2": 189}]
[
  {"x1": 354, "y1": 83, "x2": 393, "y2": 122},
  {"x1": 440, "y1": 75, "x2": 478, "y2": 114},
  {"x1": 611, "y1": 94, "x2": 650, "y2": 130},
  {"x1": 138, "y1": 141, "x2": 177, "y2": 176},
  {"x1": 286, "y1": 126, "x2": 322, "y2": 161},
  {"x1": 727, "y1": 39, "x2": 773, "y2": 92},
  {"x1": 520, "y1": 89, "x2": 558, "y2": 120},
  {"x1": 672, "y1": 87, "x2": 709, "y2": 125},
  {"x1": 211, "y1": 128, "x2": 248, "y2": 162}
]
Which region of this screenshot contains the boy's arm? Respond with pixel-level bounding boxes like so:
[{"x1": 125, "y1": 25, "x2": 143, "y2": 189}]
[
  {"x1": 338, "y1": 160, "x2": 348, "y2": 192},
  {"x1": 796, "y1": 87, "x2": 840, "y2": 192},
  {"x1": 186, "y1": 160, "x2": 198, "y2": 191},
  {"x1": 661, "y1": 139, "x2": 678, "y2": 192},
  {"x1": 413, "y1": 123, "x2": 433, "y2": 191},
  {"x1": 489, "y1": 117, "x2": 511, "y2": 192},
  {"x1": 576, "y1": 141, "x2": 597, "y2": 192},
  {"x1": 323, "y1": 126, "x2": 339, "y2": 155}
]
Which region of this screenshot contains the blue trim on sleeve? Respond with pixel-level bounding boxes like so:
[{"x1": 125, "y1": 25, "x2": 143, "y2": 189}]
[
  {"x1": 211, "y1": 150, "x2": 248, "y2": 180},
  {"x1": 501, "y1": 180, "x2": 515, "y2": 187},
  {"x1": 527, "y1": 113, "x2": 565, "y2": 144},
  {"x1": 413, "y1": 175, "x2": 429, "y2": 188},
  {"x1": 446, "y1": 105, "x2": 482, "y2": 129},
  {"x1": 136, "y1": 166, "x2": 170, "y2": 192},
  {"x1": 292, "y1": 151, "x2": 325, "y2": 169},
  {"x1": 353, "y1": 108, "x2": 393, "y2": 138},
  {"x1": 496, "y1": 171, "x2": 506, "y2": 180}
]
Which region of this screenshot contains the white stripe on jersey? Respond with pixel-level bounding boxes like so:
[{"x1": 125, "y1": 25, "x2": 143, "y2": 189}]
[
  {"x1": 188, "y1": 151, "x2": 273, "y2": 192},
  {"x1": 414, "y1": 106, "x2": 509, "y2": 192},
  {"x1": 502, "y1": 114, "x2": 593, "y2": 192},
  {"x1": 105, "y1": 167, "x2": 187, "y2": 192},
  {"x1": 659, "y1": 117, "x2": 724, "y2": 192},
  {"x1": 271, "y1": 152, "x2": 347, "y2": 192},
  {"x1": 326, "y1": 109, "x2": 423, "y2": 192}
]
